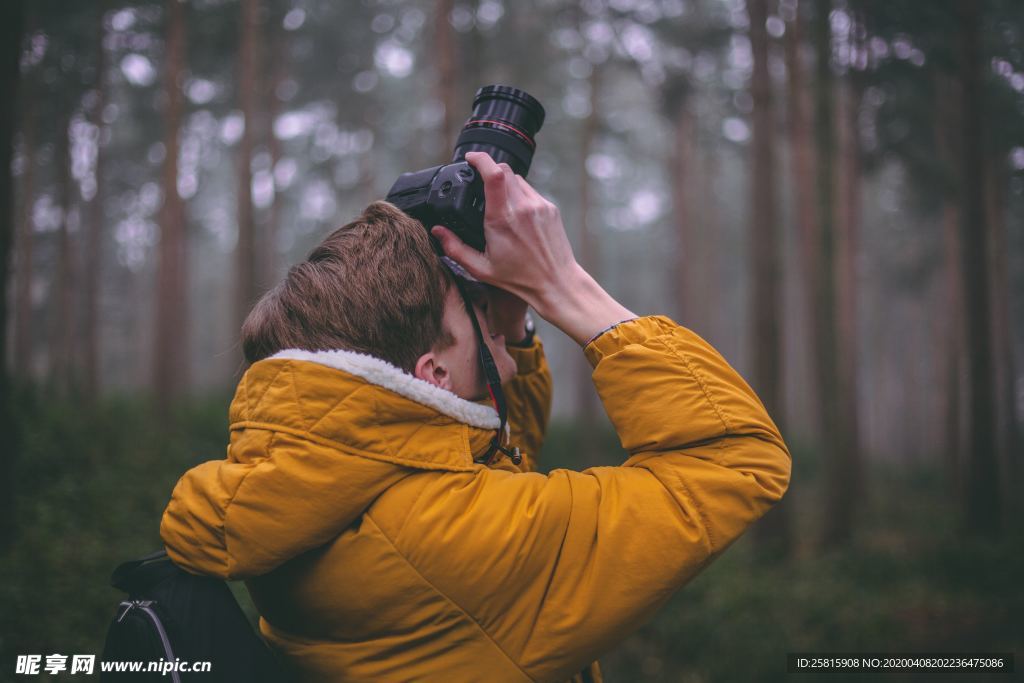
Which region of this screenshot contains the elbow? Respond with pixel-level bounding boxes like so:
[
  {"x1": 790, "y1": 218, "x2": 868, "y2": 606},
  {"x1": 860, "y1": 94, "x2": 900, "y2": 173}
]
[
  {"x1": 766, "y1": 443, "x2": 792, "y2": 504},
  {"x1": 756, "y1": 435, "x2": 792, "y2": 507},
  {"x1": 730, "y1": 428, "x2": 792, "y2": 510}
]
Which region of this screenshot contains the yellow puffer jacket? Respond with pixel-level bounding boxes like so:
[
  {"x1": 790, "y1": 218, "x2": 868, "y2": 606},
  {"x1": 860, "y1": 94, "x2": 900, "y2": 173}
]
[{"x1": 161, "y1": 316, "x2": 790, "y2": 682}]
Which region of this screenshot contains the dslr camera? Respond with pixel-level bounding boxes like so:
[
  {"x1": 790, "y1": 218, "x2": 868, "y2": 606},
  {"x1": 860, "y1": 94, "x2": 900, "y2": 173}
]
[{"x1": 386, "y1": 85, "x2": 545, "y2": 251}]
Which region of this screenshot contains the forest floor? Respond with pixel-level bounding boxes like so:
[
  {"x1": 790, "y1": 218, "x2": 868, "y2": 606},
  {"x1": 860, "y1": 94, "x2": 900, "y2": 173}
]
[{"x1": 1, "y1": 391, "x2": 1021, "y2": 682}]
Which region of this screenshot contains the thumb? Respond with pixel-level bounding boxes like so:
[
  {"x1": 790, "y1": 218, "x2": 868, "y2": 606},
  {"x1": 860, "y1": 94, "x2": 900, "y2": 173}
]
[{"x1": 431, "y1": 226, "x2": 492, "y2": 279}]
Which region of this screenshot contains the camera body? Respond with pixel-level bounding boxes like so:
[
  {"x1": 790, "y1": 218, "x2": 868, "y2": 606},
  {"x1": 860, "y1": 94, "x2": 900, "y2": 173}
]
[
  {"x1": 386, "y1": 161, "x2": 486, "y2": 251},
  {"x1": 386, "y1": 85, "x2": 545, "y2": 252}
]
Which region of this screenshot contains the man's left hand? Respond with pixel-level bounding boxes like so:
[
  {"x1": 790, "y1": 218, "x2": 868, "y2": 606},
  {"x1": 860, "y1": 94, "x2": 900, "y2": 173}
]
[{"x1": 485, "y1": 286, "x2": 529, "y2": 345}]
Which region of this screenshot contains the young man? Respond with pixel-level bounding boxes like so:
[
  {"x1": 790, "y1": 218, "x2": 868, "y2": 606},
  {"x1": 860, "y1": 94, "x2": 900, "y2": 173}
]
[{"x1": 161, "y1": 152, "x2": 791, "y2": 682}]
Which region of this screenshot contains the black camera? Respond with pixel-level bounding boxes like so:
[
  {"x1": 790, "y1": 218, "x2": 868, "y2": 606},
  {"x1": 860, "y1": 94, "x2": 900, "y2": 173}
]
[{"x1": 386, "y1": 85, "x2": 545, "y2": 251}]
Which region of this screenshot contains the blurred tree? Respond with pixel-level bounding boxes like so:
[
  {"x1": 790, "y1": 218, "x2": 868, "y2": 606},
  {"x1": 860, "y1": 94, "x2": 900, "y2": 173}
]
[
  {"x1": 982, "y1": 0, "x2": 1024, "y2": 523},
  {"x1": 663, "y1": 75, "x2": 695, "y2": 323},
  {"x1": 932, "y1": 73, "x2": 965, "y2": 502},
  {"x1": 986, "y1": 150, "x2": 1018, "y2": 521},
  {"x1": 651, "y1": 0, "x2": 732, "y2": 342},
  {"x1": 2, "y1": 1, "x2": 1021, "y2": 557},
  {"x1": 857, "y1": 0, "x2": 964, "y2": 493},
  {"x1": 264, "y1": 1, "x2": 285, "y2": 283},
  {"x1": 941, "y1": 199, "x2": 964, "y2": 496},
  {"x1": 747, "y1": 0, "x2": 790, "y2": 557},
  {"x1": 826, "y1": 0, "x2": 1022, "y2": 527},
  {"x1": 783, "y1": 0, "x2": 820, "y2": 441},
  {"x1": 52, "y1": 100, "x2": 75, "y2": 394},
  {"x1": 957, "y1": 0, "x2": 1000, "y2": 535},
  {"x1": 236, "y1": 0, "x2": 260, "y2": 338},
  {"x1": 746, "y1": 0, "x2": 783, "y2": 426},
  {"x1": 436, "y1": 0, "x2": 459, "y2": 151},
  {"x1": 83, "y1": 3, "x2": 109, "y2": 398},
  {"x1": 696, "y1": 146, "x2": 723, "y2": 338},
  {"x1": 0, "y1": 0, "x2": 26, "y2": 549},
  {"x1": 814, "y1": 0, "x2": 853, "y2": 546},
  {"x1": 835, "y1": 4, "x2": 864, "y2": 507},
  {"x1": 12, "y1": 8, "x2": 37, "y2": 381},
  {"x1": 154, "y1": 0, "x2": 188, "y2": 411}
]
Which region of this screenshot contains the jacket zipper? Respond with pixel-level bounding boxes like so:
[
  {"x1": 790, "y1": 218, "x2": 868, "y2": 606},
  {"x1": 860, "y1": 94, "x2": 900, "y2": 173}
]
[{"x1": 117, "y1": 600, "x2": 183, "y2": 683}]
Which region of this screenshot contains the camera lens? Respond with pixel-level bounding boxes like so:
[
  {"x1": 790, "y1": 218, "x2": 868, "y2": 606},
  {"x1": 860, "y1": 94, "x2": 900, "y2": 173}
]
[{"x1": 452, "y1": 85, "x2": 546, "y2": 177}]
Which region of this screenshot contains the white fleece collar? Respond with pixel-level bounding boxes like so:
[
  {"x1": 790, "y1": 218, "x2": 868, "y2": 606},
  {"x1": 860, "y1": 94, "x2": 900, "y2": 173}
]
[{"x1": 269, "y1": 348, "x2": 501, "y2": 431}]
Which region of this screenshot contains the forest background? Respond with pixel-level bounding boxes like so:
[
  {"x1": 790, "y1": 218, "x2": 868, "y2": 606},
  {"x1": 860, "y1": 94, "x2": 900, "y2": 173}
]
[{"x1": 0, "y1": 0, "x2": 1022, "y2": 681}]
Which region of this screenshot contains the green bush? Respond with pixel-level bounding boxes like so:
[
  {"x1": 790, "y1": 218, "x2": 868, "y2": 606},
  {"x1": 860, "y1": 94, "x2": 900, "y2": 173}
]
[{"x1": 0, "y1": 390, "x2": 230, "y2": 679}]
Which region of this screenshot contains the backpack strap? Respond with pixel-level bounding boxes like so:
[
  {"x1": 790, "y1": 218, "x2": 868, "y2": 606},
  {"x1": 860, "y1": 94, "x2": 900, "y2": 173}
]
[{"x1": 111, "y1": 549, "x2": 181, "y2": 596}]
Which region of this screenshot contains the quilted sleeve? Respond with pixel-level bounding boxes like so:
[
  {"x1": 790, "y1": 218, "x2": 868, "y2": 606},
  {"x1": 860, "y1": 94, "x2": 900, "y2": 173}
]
[{"x1": 385, "y1": 316, "x2": 790, "y2": 682}]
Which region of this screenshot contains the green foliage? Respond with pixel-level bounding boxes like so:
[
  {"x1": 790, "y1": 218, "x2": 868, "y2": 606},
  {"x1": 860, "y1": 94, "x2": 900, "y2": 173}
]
[
  {"x1": 0, "y1": 389, "x2": 229, "y2": 675},
  {"x1": 1, "y1": 401, "x2": 1021, "y2": 682}
]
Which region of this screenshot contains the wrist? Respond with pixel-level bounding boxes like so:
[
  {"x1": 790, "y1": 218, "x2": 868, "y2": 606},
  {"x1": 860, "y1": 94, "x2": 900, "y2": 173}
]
[
  {"x1": 531, "y1": 262, "x2": 588, "y2": 319},
  {"x1": 491, "y1": 309, "x2": 528, "y2": 342},
  {"x1": 533, "y1": 264, "x2": 637, "y2": 346},
  {"x1": 505, "y1": 312, "x2": 536, "y2": 347}
]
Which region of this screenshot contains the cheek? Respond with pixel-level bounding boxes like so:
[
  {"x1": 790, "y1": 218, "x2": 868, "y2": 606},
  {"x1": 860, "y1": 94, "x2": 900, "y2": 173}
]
[
  {"x1": 483, "y1": 340, "x2": 516, "y2": 382},
  {"x1": 462, "y1": 345, "x2": 484, "y2": 389}
]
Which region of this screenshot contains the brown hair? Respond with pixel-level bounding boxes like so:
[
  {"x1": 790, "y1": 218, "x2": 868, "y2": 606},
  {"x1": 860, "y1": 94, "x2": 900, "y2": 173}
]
[{"x1": 242, "y1": 201, "x2": 455, "y2": 371}]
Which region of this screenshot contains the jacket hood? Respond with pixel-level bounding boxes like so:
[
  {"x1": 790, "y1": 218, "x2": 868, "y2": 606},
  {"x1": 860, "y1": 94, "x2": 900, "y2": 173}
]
[{"x1": 161, "y1": 349, "x2": 500, "y2": 579}]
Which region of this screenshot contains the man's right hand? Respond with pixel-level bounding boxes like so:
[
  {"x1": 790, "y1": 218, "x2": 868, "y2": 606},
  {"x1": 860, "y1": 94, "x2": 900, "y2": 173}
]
[{"x1": 431, "y1": 151, "x2": 636, "y2": 346}]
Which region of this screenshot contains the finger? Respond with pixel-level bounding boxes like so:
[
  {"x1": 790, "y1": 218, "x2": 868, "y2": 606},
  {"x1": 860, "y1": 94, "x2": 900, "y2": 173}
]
[
  {"x1": 507, "y1": 172, "x2": 531, "y2": 204},
  {"x1": 514, "y1": 174, "x2": 543, "y2": 202},
  {"x1": 496, "y1": 163, "x2": 527, "y2": 203},
  {"x1": 465, "y1": 151, "x2": 510, "y2": 212},
  {"x1": 430, "y1": 225, "x2": 492, "y2": 279}
]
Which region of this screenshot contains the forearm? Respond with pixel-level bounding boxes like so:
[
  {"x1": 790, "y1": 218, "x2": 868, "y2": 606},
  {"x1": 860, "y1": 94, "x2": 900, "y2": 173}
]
[{"x1": 532, "y1": 263, "x2": 637, "y2": 346}]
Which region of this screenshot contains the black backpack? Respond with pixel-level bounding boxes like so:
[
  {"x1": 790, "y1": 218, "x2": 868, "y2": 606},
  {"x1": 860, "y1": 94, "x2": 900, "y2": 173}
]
[{"x1": 101, "y1": 550, "x2": 288, "y2": 682}]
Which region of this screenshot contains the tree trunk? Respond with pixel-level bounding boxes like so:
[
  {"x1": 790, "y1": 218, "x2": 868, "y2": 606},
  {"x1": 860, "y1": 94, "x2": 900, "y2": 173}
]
[
  {"x1": 748, "y1": 0, "x2": 784, "y2": 428},
  {"x1": 669, "y1": 99, "x2": 694, "y2": 323},
  {"x1": 236, "y1": 0, "x2": 260, "y2": 339},
  {"x1": 466, "y1": 0, "x2": 485, "y2": 102},
  {"x1": 699, "y1": 147, "x2": 725, "y2": 350},
  {"x1": 264, "y1": 4, "x2": 284, "y2": 284},
  {"x1": 985, "y1": 155, "x2": 1018, "y2": 527},
  {"x1": 13, "y1": 56, "x2": 36, "y2": 380},
  {"x1": 83, "y1": 4, "x2": 108, "y2": 398},
  {"x1": 154, "y1": 0, "x2": 188, "y2": 412},
  {"x1": 941, "y1": 201, "x2": 964, "y2": 500},
  {"x1": 784, "y1": 0, "x2": 820, "y2": 441},
  {"x1": 932, "y1": 71, "x2": 964, "y2": 501},
  {"x1": 435, "y1": 0, "x2": 458, "y2": 151},
  {"x1": 0, "y1": 0, "x2": 25, "y2": 550},
  {"x1": 747, "y1": 0, "x2": 790, "y2": 557},
  {"x1": 957, "y1": 0, "x2": 1000, "y2": 535},
  {"x1": 814, "y1": 0, "x2": 851, "y2": 546},
  {"x1": 53, "y1": 111, "x2": 76, "y2": 395},
  {"x1": 835, "y1": 58, "x2": 863, "y2": 503}
]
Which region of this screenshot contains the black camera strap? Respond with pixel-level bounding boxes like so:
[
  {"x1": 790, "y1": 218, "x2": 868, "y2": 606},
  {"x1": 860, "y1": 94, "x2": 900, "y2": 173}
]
[{"x1": 451, "y1": 276, "x2": 521, "y2": 466}]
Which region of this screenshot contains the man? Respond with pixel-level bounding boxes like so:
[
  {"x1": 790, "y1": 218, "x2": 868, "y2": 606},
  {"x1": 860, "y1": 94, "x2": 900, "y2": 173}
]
[{"x1": 161, "y1": 152, "x2": 791, "y2": 682}]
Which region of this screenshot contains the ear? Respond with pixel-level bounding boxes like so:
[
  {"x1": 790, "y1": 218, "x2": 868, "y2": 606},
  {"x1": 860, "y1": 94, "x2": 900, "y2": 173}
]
[{"x1": 413, "y1": 351, "x2": 453, "y2": 391}]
